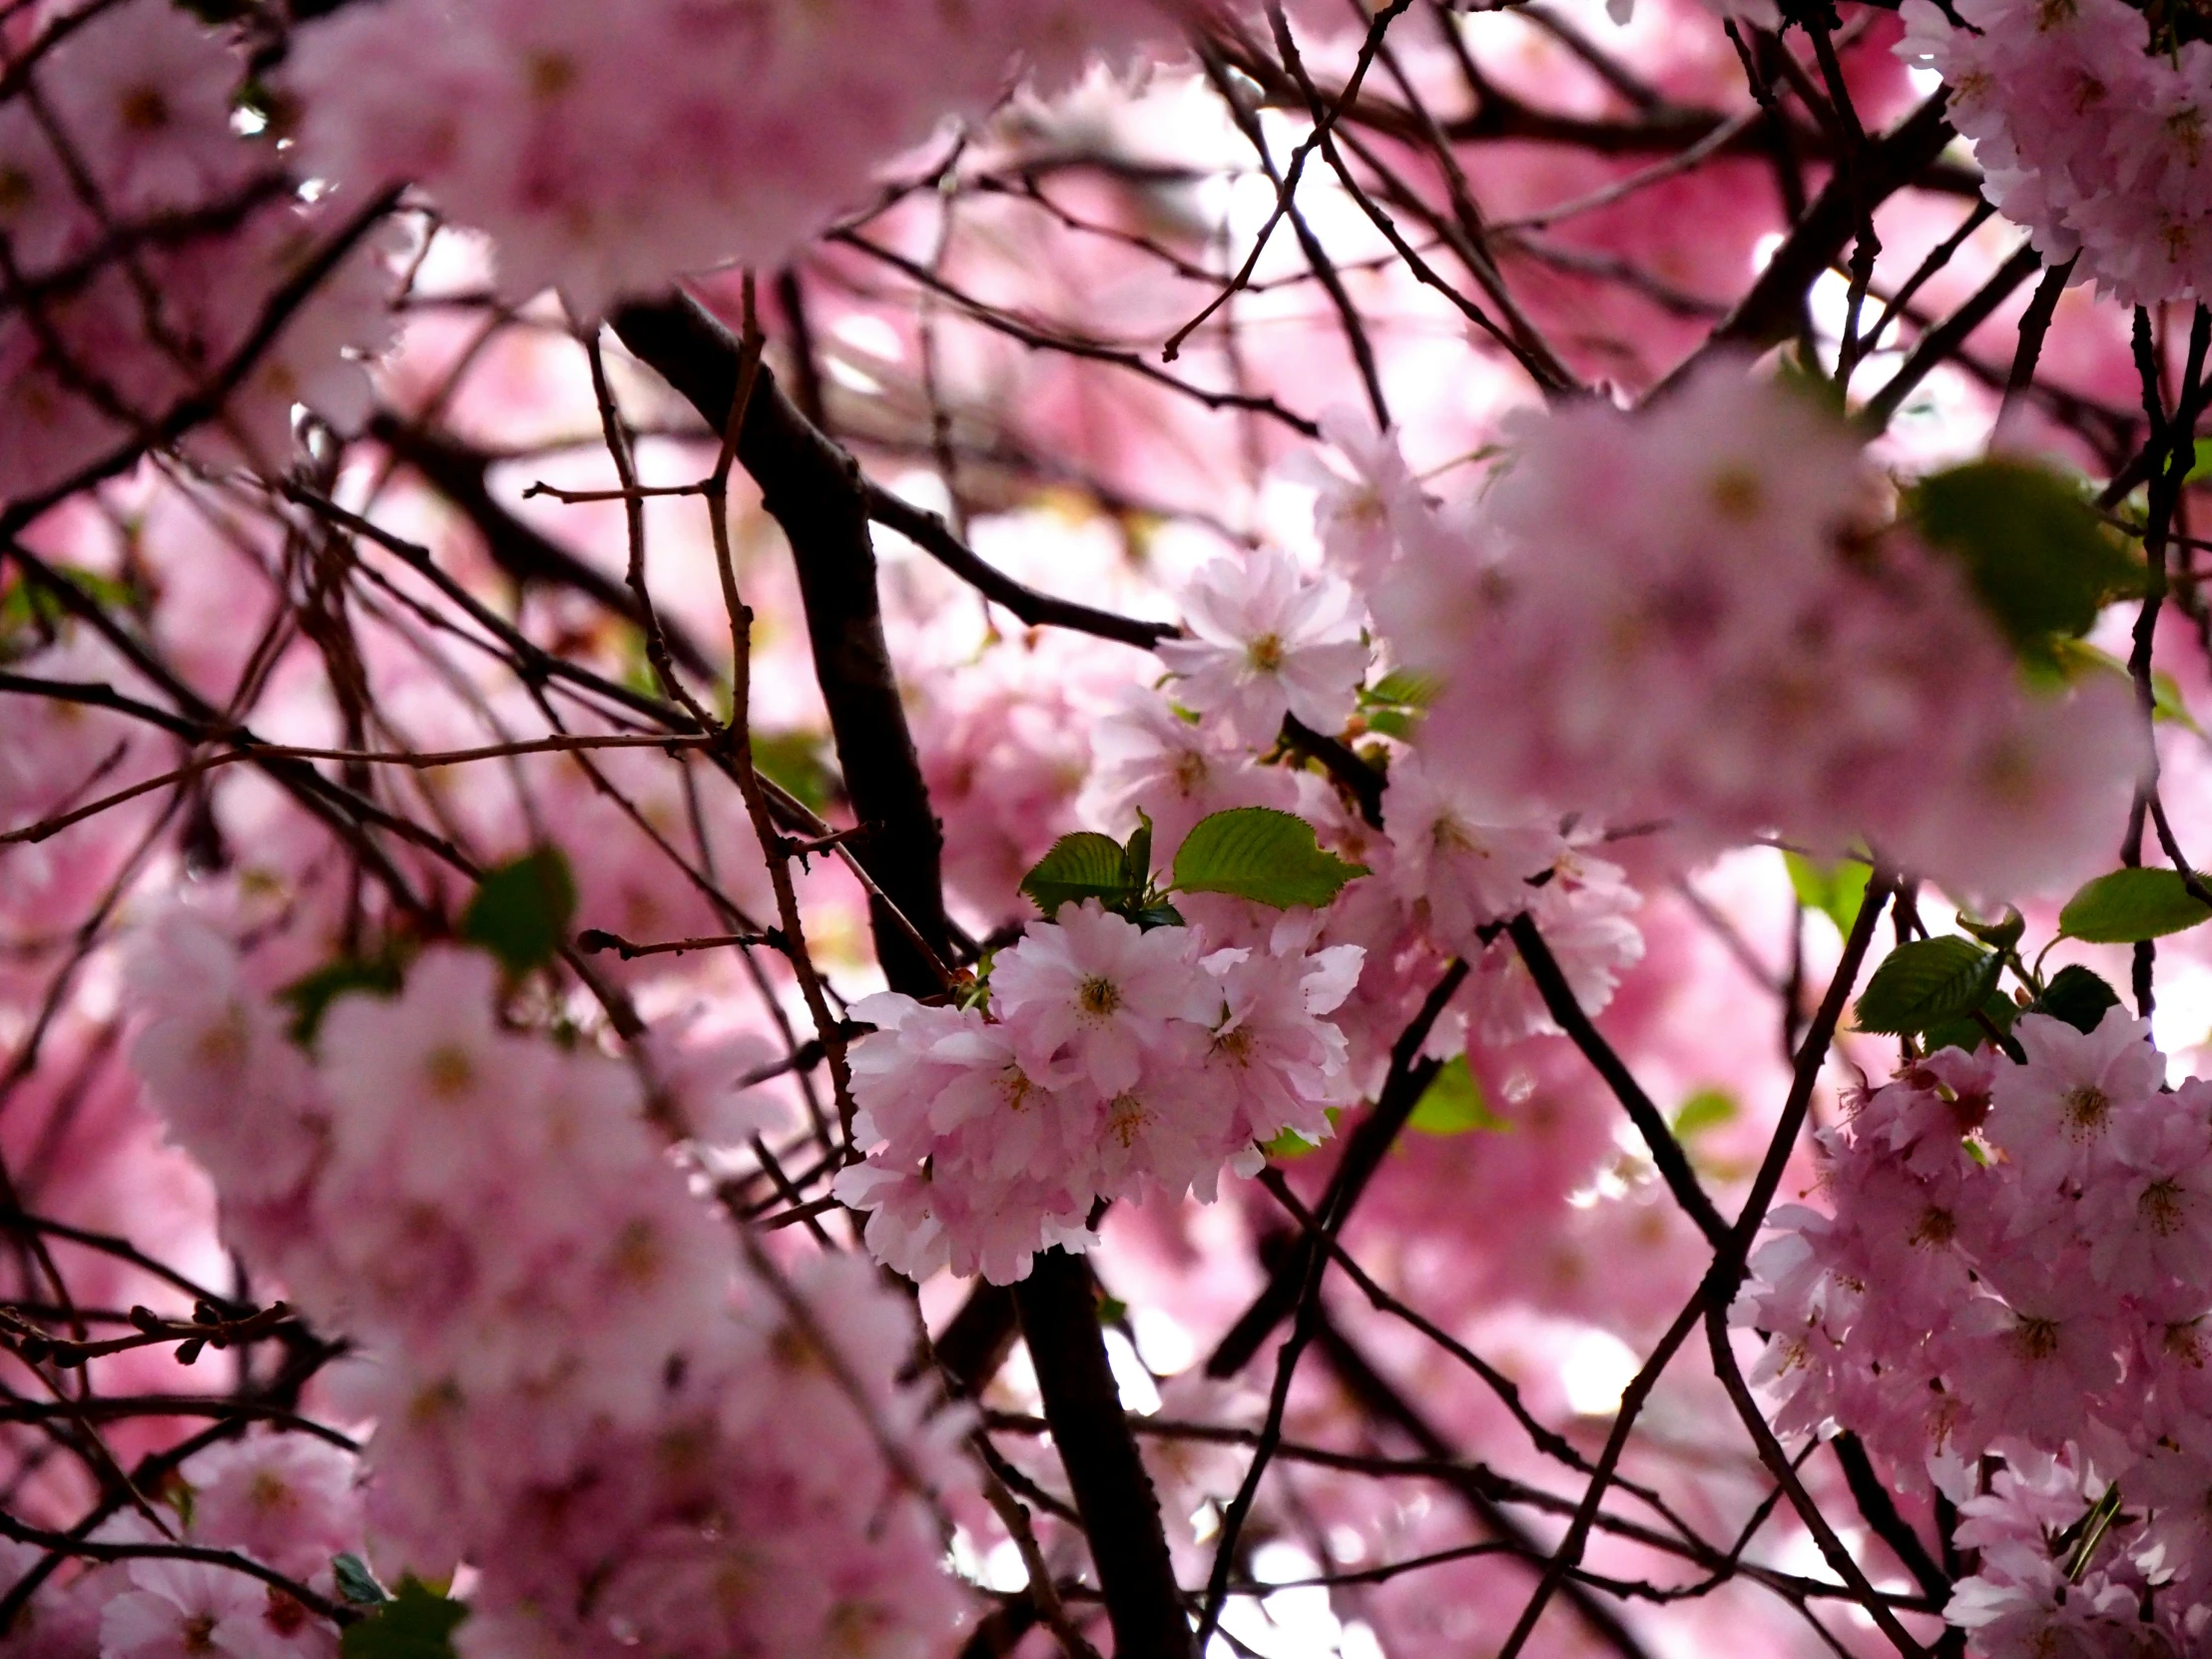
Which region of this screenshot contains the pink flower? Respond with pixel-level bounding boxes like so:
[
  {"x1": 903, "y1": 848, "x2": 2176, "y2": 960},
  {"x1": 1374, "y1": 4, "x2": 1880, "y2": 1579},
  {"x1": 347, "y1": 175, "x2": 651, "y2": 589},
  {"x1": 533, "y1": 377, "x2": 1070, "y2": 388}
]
[
  {"x1": 1285, "y1": 406, "x2": 1437, "y2": 587},
  {"x1": 1197, "y1": 925, "x2": 1366, "y2": 1159},
  {"x1": 2077, "y1": 1080, "x2": 2212, "y2": 1295},
  {"x1": 126, "y1": 911, "x2": 323, "y2": 1204},
  {"x1": 1077, "y1": 685, "x2": 1301, "y2": 857},
  {"x1": 1901, "y1": 0, "x2": 2212, "y2": 306},
  {"x1": 1983, "y1": 1007, "x2": 2164, "y2": 1194},
  {"x1": 182, "y1": 1434, "x2": 361, "y2": 1582},
  {"x1": 988, "y1": 902, "x2": 1215, "y2": 1095},
  {"x1": 100, "y1": 1559, "x2": 318, "y2": 1659},
  {"x1": 1155, "y1": 549, "x2": 1371, "y2": 745},
  {"x1": 315, "y1": 947, "x2": 555, "y2": 1202},
  {"x1": 1382, "y1": 753, "x2": 1564, "y2": 945}
]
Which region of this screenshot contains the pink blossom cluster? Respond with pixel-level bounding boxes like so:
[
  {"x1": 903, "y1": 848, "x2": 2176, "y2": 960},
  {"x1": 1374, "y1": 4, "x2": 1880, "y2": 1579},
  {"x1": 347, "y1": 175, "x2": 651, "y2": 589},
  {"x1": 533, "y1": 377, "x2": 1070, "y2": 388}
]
[
  {"x1": 287, "y1": 0, "x2": 1196, "y2": 316},
  {"x1": 835, "y1": 900, "x2": 1365, "y2": 1284},
  {"x1": 910, "y1": 628, "x2": 1138, "y2": 923},
  {"x1": 1379, "y1": 753, "x2": 1644, "y2": 1046},
  {"x1": 0, "y1": 1432, "x2": 367, "y2": 1659},
  {"x1": 122, "y1": 917, "x2": 973, "y2": 1659},
  {"x1": 1370, "y1": 359, "x2": 2145, "y2": 900},
  {"x1": 1083, "y1": 525, "x2": 1644, "y2": 1078},
  {"x1": 1901, "y1": 0, "x2": 2212, "y2": 308},
  {"x1": 1739, "y1": 1009, "x2": 2212, "y2": 1654},
  {"x1": 0, "y1": 0, "x2": 392, "y2": 505},
  {"x1": 0, "y1": 632, "x2": 162, "y2": 929},
  {"x1": 1154, "y1": 546, "x2": 1371, "y2": 745}
]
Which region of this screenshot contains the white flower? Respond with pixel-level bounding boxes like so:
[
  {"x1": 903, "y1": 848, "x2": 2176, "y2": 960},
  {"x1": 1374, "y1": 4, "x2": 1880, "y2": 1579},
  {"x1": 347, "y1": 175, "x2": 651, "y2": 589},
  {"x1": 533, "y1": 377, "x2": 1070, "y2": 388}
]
[{"x1": 1156, "y1": 549, "x2": 1371, "y2": 744}]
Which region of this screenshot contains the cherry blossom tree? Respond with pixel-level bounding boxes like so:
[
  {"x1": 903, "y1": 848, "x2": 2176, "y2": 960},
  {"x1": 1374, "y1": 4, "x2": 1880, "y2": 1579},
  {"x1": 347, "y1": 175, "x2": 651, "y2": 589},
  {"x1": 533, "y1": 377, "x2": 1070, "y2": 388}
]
[{"x1": 1, "y1": 2, "x2": 2209, "y2": 1657}]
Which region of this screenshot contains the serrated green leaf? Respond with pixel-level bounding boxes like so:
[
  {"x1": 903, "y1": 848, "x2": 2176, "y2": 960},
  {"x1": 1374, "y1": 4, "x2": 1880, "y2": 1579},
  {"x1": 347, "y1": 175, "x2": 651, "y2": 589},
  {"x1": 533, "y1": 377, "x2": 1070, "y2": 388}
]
[
  {"x1": 333, "y1": 1553, "x2": 389, "y2": 1607},
  {"x1": 1855, "y1": 936, "x2": 2000, "y2": 1036},
  {"x1": 2058, "y1": 867, "x2": 2212, "y2": 943},
  {"x1": 1170, "y1": 808, "x2": 1368, "y2": 910},
  {"x1": 1910, "y1": 459, "x2": 2142, "y2": 662},
  {"x1": 1783, "y1": 851, "x2": 1872, "y2": 939},
  {"x1": 1923, "y1": 987, "x2": 2018, "y2": 1056},
  {"x1": 460, "y1": 847, "x2": 577, "y2": 976},
  {"x1": 1020, "y1": 832, "x2": 1141, "y2": 917},
  {"x1": 1365, "y1": 709, "x2": 1416, "y2": 740},
  {"x1": 1407, "y1": 1056, "x2": 1511, "y2": 1136},
  {"x1": 2029, "y1": 964, "x2": 2122, "y2": 1034},
  {"x1": 339, "y1": 1579, "x2": 466, "y2": 1659},
  {"x1": 1671, "y1": 1087, "x2": 1739, "y2": 1140}
]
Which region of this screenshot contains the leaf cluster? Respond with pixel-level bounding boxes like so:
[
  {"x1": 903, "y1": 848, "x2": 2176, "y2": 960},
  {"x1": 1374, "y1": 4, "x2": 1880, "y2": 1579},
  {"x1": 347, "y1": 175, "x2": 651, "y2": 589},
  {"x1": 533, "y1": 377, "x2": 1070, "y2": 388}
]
[{"x1": 1018, "y1": 807, "x2": 1368, "y2": 928}]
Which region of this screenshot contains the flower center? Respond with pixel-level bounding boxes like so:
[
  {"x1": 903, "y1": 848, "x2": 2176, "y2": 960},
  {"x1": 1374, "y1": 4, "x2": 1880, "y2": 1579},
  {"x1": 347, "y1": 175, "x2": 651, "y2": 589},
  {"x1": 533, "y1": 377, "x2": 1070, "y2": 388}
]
[
  {"x1": 1246, "y1": 633, "x2": 1285, "y2": 673},
  {"x1": 422, "y1": 1043, "x2": 475, "y2": 1100},
  {"x1": 1108, "y1": 1092, "x2": 1148, "y2": 1147},
  {"x1": 1909, "y1": 1207, "x2": 1956, "y2": 1248},
  {"x1": 2062, "y1": 1083, "x2": 2111, "y2": 1139},
  {"x1": 1077, "y1": 976, "x2": 1121, "y2": 1018},
  {"x1": 119, "y1": 84, "x2": 169, "y2": 132},
  {"x1": 1707, "y1": 466, "x2": 1763, "y2": 521},
  {"x1": 2013, "y1": 1317, "x2": 2061, "y2": 1363},
  {"x1": 2142, "y1": 1180, "x2": 2187, "y2": 1237}
]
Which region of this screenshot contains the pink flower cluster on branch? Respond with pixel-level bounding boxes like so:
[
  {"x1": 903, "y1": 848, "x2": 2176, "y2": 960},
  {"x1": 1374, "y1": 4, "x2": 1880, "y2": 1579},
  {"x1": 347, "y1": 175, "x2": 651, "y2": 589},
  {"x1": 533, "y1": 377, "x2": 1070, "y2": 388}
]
[
  {"x1": 1742, "y1": 1009, "x2": 2212, "y2": 1654},
  {"x1": 1903, "y1": 0, "x2": 2212, "y2": 307},
  {"x1": 1371, "y1": 359, "x2": 2146, "y2": 900},
  {"x1": 0, "y1": 0, "x2": 393, "y2": 505},
  {"x1": 286, "y1": 0, "x2": 1200, "y2": 316},
  {"x1": 836, "y1": 900, "x2": 1364, "y2": 1284},
  {"x1": 124, "y1": 918, "x2": 974, "y2": 1659}
]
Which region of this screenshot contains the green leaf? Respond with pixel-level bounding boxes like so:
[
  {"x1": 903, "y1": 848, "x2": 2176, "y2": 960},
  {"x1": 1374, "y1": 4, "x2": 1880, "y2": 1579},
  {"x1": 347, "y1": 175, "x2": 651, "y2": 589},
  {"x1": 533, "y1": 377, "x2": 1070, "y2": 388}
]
[
  {"x1": 460, "y1": 847, "x2": 577, "y2": 975},
  {"x1": 2058, "y1": 867, "x2": 2212, "y2": 944},
  {"x1": 1923, "y1": 987, "x2": 2018, "y2": 1056},
  {"x1": 332, "y1": 1554, "x2": 389, "y2": 1607},
  {"x1": 1784, "y1": 851, "x2": 1872, "y2": 938},
  {"x1": 277, "y1": 955, "x2": 405, "y2": 1044},
  {"x1": 1909, "y1": 459, "x2": 2142, "y2": 662},
  {"x1": 1020, "y1": 832, "x2": 1141, "y2": 917},
  {"x1": 1671, "y1": 1088, "x2": 1739, "y2": 1140},
  {"x1": 339, "y1": 1579, "x2": 467, "y2": 1659},
  {"x1": 752, "y1": 730, "x2": 839, "y2": 815},
  {"x1": 1407, "y1": 1057, "x2": 1510, "y2": 1136},
  {"x1": 1123, "y1": 814, "x2": 1154, "y2": 894},
  {"x1": 1362, "y1": 670, "x2": 1440, "y2": 710},
  {"x1": 2028, "y1": 964, "x2": 2123, "y2": 1035},
  {"x1": 1170, "y1": 808, "x2": 1369, "y2": 910},
  {"x1": 1854, "y1": 936, "x2": 2001, "y2": 1036},
  {"x1": 2153, "y1": 669, "x2": 2200, "y2": 733},
  {"x1": 1263, "y1": 1105, "x2": 1342, "y2": 1160},
  {"x1": 2040, "y1": 639, "x2": 2200, "y2": 731}
]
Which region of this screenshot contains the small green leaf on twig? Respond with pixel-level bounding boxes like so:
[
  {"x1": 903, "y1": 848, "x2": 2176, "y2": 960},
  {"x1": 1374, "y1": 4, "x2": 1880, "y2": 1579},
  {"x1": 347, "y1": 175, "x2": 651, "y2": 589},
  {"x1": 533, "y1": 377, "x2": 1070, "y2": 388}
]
[
  {"x1": 1855, "y1": 936, "x2": 2001, "y2": 1037},
  {"x1": 2058, "y1": 867, "x2": 2212, "y2": 944}
]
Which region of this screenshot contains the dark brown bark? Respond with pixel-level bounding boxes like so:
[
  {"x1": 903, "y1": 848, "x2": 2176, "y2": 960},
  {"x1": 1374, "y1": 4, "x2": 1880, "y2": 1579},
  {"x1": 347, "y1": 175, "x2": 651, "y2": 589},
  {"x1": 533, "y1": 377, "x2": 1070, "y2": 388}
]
[{"x1": 612, "y1": 290, "x2": 1194, "y2": 1659}]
